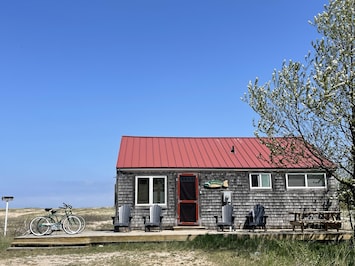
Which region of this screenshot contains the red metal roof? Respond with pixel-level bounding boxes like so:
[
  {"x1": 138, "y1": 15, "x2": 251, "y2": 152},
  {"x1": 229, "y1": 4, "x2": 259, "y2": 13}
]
[{"x1": 116, "y1": 136, "x2": 326, "y2": 169}]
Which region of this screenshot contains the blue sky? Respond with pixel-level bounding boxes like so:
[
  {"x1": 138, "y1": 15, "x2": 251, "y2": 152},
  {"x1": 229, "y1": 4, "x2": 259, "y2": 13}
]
[{"x1": 0, "y1": 0, "x2": 327, "y2": 208}]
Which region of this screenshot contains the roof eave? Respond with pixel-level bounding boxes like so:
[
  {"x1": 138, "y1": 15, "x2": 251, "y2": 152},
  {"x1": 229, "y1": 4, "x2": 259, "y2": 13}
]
[{"x1": 116, "y1": 167, "x2": 327, "y2": 172}]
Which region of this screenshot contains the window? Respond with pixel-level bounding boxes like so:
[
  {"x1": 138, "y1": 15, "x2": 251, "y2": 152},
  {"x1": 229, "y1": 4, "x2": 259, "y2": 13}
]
[
  {"x1": 249, "y1": 173, "x2": 272, "y2": 189},
  {"x1": 286, "y1": 173, "x2": 326, "y2": 189},
  {"x1": 287, "y1": 174, "x2": 306, "y2": 187},
  {"x1": 307, "y1": 174, "x2": 326, "y2": 187},
  {"x1": 135, "y1": 176, "x2": 167, "y2": 206}
]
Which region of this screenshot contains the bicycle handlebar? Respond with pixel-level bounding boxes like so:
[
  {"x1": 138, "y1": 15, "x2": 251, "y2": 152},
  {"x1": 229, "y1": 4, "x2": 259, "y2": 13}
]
[{"x1": 62, "y1": 202, "x2": 73, "y2": 209}]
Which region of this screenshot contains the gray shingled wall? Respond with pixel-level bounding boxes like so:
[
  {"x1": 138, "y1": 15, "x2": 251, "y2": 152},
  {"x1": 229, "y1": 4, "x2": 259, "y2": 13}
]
[{"x1": 115, "y1": 170, "x2": 338, "y2": 230}]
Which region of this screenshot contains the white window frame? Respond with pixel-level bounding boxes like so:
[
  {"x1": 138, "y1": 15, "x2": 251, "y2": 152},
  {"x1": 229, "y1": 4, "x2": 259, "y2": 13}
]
[
  {"x1": 135, "y1": 176, "x2": 167, "y2": 206},
  {"x1": 286, "y1": 173, "x2": 327, "y2": 189},
  {"x1": 249, "y1": 173, "x2": 272, "y2": 189}
]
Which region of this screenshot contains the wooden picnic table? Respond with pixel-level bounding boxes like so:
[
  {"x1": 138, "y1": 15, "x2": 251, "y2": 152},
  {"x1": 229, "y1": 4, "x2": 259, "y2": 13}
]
[{"x1": 289, "y1": 210, "x2": 341, "y2": 232}]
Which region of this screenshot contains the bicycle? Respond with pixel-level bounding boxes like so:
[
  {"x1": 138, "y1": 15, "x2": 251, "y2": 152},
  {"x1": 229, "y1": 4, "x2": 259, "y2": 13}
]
[
  {"x1": 62, "y1": 202, "x2": 86, "y2": 233},
  {"x1": 29, "y1": 205, "x2": 82, "y2": 236}
]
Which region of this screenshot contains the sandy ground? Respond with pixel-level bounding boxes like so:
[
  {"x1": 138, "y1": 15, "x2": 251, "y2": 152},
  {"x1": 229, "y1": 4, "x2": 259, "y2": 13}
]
[{"x1": 0, "y1": 250, "x2": 214, "y2": 266}]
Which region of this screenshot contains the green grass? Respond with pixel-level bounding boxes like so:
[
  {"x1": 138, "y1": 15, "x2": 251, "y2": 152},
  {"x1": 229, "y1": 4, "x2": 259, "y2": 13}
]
[
  {"x1": 1, "y1": 234, "x2": 354, "y2": 265},
  {"x1": 187, "y1": 235, "x2": 355, "y2": 265}
]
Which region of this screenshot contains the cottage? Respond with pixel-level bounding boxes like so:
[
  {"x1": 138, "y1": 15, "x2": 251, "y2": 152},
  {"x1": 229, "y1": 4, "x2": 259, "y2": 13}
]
[{"x1": 114, "y1": 136, "x2": 338, "y2": 230}]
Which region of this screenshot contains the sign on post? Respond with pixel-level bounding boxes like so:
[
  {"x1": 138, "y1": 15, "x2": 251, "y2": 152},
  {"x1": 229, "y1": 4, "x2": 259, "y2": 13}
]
[{"x1": 2, "y1": 196, "x2": 14, "y2": 236}]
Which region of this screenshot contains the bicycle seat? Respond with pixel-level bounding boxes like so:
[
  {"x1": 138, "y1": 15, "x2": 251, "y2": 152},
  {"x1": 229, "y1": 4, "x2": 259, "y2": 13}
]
[{"x1": 45, "y1": 208, "x2": 52, "y2": 212}]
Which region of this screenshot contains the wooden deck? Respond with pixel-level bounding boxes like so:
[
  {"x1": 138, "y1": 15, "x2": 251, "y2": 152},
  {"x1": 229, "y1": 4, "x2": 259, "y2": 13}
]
[{"x1": 9, "y1": 229, "x2": 353, "y2": 249}]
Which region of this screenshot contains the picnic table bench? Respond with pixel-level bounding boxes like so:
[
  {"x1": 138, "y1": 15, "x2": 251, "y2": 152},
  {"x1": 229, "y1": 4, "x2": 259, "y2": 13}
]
[{"x1": 289, "y1": 211, "x2": 341, "y2": 232}]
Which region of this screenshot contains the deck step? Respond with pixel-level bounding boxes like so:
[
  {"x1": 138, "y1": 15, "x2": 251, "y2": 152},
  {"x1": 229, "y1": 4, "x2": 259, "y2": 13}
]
[{"x1": 173, "y1": 226, "x2": 207, "y2": 231}]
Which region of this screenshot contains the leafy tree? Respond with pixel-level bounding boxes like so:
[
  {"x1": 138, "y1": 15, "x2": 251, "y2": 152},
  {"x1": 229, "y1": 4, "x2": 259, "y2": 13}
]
[{"x1": 244, "y1": 0, "x2": 355, "y2": 226}]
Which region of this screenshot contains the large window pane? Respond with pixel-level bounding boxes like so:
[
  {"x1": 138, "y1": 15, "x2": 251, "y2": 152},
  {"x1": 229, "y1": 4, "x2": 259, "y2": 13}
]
[
  {"x1": 288, "y1": 174, "x2": 305, "y2": 187},
  {"x1": 153, "y1": 178, "x2": 165, "y2": 203},
  {"x1": 261, "y1": 174, "x2": 271, "y2": 187},
  {"x1": 137, "y1": 178, "x2": 149, "y2": 204},
  {"x1": 307, "y1": 174, "x2": 325, "y2": 187}
]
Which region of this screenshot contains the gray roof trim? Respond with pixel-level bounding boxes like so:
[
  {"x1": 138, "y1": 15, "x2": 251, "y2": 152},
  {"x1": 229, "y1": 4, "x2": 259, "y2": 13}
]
[{"x1": 116, "y1": 167, "x2": 326, "y2": 173}]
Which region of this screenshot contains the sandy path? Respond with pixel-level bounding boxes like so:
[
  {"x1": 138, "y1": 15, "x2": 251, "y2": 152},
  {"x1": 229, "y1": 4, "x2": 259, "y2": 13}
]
[{"x1": 0, "y1": 250, "x2": 214, "y2": 266}]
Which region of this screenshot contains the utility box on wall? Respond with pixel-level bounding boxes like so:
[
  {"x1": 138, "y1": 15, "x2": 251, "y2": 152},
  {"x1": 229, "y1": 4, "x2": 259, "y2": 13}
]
[{"x1": 222, "y1": 191, "x2": 232, "y2": 205}]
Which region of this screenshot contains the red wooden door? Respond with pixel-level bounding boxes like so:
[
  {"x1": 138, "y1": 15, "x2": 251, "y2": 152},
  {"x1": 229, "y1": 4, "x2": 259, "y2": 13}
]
[{"x1": 177, "y1": 174, "x2": 199, "y2": 225}]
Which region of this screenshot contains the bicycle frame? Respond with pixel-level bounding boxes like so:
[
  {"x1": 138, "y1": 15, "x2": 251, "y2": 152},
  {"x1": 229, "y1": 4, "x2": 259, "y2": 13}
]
[{"x1": 43, "y1": 209, "x2": 69, "y2": 232}]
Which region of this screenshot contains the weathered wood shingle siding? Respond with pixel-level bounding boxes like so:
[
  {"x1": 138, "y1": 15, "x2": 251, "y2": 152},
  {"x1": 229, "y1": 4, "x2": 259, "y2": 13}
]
[
  {"x1": 115, "y1": 171, "x2": 178, "y2": 230},
  {"x1": 115, "y1": 170, "x2": 338, "y2": 230}
]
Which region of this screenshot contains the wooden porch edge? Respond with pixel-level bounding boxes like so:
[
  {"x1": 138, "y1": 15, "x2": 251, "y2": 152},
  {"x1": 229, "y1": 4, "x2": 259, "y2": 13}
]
[{"x1": 9, "y1": 229, "x2": 353, "y2": 249}]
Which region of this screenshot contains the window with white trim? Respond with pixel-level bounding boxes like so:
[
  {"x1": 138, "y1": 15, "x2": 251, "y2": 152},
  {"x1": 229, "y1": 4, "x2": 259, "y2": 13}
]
[
  {"x1": 249, "y1": 173, "x2": 272, "y2": 189},
  {"x1": 286, "y1": 173, "x2": 326, "y2": 189},
  {"x1": 135, "y1": 176, "x2": 167, "y2": 206}
]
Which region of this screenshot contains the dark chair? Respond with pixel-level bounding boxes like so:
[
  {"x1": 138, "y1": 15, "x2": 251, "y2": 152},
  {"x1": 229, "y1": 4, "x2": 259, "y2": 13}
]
[
  {"x1": 113, "y1": 204, "x2": 132, "y2": 232},
  {"x1": 143, "y1": 205, "x2": 163, "y2": 232},
  {"x1": 214, "y1": 204, "x2": 235, "y2": 231},
  {"x1": 245, "y1": 204, "x2": 267, "y2": 230}
]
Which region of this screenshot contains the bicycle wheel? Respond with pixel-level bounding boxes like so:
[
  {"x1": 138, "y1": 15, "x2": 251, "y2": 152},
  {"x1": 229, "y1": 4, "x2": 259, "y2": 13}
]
[
  {"x1": 62, "y1": 216, "x2": 81, "y2": 234},
  {"x1": 75, "y1": 215, "x2": 86, "y2": 233},
  {"x1": 29, "y1": 216, "x2": 51, "y2": 236}
]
